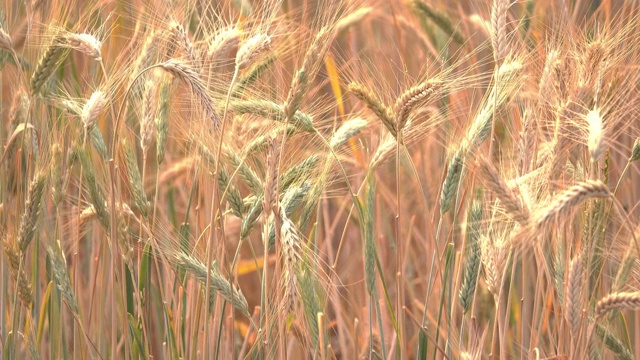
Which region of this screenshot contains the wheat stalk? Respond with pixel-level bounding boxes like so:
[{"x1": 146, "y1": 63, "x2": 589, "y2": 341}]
[
  {"x1": 279, "y1": 182, "x2": 311, "y2": 221},
  {"x1": 613, "y1": 249, "x2": 635, "y2": 296},
  {"x1": 538, "y1": 50, "x2": 562, "y2": 99},
  {"x1": 246, "y1": 126, "x2": 296, "y2": 154},
  {"x1": 234, "y1": 56, "x2": 275, "y2": 95},
  {"x1": 630, "y1": 138, "x2": 640, "y2": 162},
  {"x1": 199, "y1": 142, "x2": 245, "y2": 217},
  {"x1": 465, "y1": 60, "x2": 523, "y2": 150},
  {"x1": 134, "y1": 31, "x2": 160, "y2": 74},
  {"x1": 482, "y1": 232, "x2": 512, "y2": 304},
  {"x1": 548, "y1": 102, "x2": 574, "y2": 183}
]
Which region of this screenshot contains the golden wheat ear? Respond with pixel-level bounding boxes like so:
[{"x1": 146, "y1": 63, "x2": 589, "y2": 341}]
[
  {"x1": 160, "y1": 59, "x2": 221, "y2": 128},
  {"x1": 596, "y1": 292, "x2": 640, "y2": 318}
]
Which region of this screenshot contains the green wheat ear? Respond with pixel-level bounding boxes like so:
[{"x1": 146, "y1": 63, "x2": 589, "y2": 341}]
[{"x1": 459, "y1": 201, "x2": 482, "y2": 313}]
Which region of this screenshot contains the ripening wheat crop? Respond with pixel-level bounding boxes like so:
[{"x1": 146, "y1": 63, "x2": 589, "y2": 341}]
[{"x1": 3, "y1": 0, "x2": 640, "y2": 359}]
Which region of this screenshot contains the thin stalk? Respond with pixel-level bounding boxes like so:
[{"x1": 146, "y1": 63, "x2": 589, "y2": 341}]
[
  {"x1": 396, "y1": 122, "x2": 405, "y2": 359},
  {"x1": 207, "y1": 65, "x2": 239, "y2": 359}
]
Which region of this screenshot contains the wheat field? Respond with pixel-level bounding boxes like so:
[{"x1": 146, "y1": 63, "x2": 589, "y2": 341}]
[{"x1": 2, "y1": 0, "x2": 640, "y2": 358}]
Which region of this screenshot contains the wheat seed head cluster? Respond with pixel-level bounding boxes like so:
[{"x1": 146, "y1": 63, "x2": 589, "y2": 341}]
[{"x1": 3, "y1": 0, "x2": 640, "y2": 359}]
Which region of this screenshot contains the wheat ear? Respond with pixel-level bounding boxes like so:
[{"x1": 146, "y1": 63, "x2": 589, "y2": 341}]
[
  {"x1": 18, "y1": 172, "x2": 47, "y2": 252},
  {"x1": 459, "y1": 202, "x2": 482, "y2": 313},
  {"x1": 79, "y1": 151, "x2": 110, "y2": 231},
  {"x1": 586, "y1": 109, "x2": 604, "y2": 162},
  {"x1": 535, "y1": 180, "x2": 610, "y2": 232},
  {"x1": 280, "y1": 218, "x2": 302, "y2": 314},
  {"x1": 169, "y1": 21, "x2": 198, "y2": 65},
  {"x1": 490, "y1": 0, "x2": 512, "y2": 62},
  {"x1": 348, "y1": 82, "x2": 396, "y2": 137},
  {"x1": 629, "y1": 138, "x2": 640, "y2": 162},
  {"x1": 176, "y1": 253, "x2": 249, "y2": 315},
  {"x1": 31, "y1": 39, "x2": 67, "y2": 94},
  {"x1": 160, "y1": 59, "x2": 220, "y2": 128},
  {"x1": 227, "y1": 99, "x2": 315, "y2": 132},
  {"x1": 595, "y1": 324, "x2": 634, "y2": 360},
  {"x1": 216, "y1": 167, "x2": 245, "y2": 218},
  {"x1": 235, "y1": 33, "x2": 271, "y2": 69},
  {"x1": 335, "y1": 7, "x2": 373, "y2": 35},
  {"x1": 411, "y1": 0, "x2": 464, "y2": 44},
  {"x1": 47, "y1": 241, "x2": 79, "y2": 313},
  {"x1": 284, "y1": 26, "x2": 333, "y2": 120},
  {"x1": 329, "y1": 118, "x2": 368, "y2": 149},
  {"x1": 208, "y1": 27, "x2": 242, "y2": 60},
  {"x1": 538, "y1": 50, "x2": 563, "y2": 102},
  {"x1": 393, "y1": 80, "x2": 441, "y2": 132},
  {"x1": 263, "y1": 136, "x2": 281, "y2": 217},
  {"x1": 0, "y1": 28, "x2": 12, "y2": 52},
  {"x1": 579, "y1": 40, "x2": 606, "y2": 89},
  {"x1": 475, "y1": 157, "x2": 529, "y2": 225},
  {"x1": 122, "y1": 140, "x2": 149, "y2": 217},
  {"x1": 82, "y1": 91, "x2": 107, "y2": 143},
  {"x1": 3, "y1": 238, "x2": 33, "y2": 306},
  {"x1": 63, "y1": 33, "x2": 102, "y2": 60},
  {"x1": 596, "y1": 292, "x2": 640, "y2": 318},
  {"x1": 155, "y1": 76, "x2": 171, "y2": 163},
  {"x1": 140, "y1": 80, "x2": 156, "y2": 158},
  {"x1": 565, "y1": 254, "x2": 583, "y2": 335},
  {"x1": 51, "y1": 143, "x2": 68, "y2": 206},
  {"x1": 440, "y1": 151, "x2": 464, "y2": 215}
]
